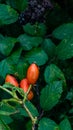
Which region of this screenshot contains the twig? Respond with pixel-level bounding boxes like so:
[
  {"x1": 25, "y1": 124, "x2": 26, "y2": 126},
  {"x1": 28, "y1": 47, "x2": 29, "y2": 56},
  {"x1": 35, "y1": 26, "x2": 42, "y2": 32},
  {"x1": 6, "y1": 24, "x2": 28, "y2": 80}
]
[
  {"x1": 23, "y1": 84, "x2": 33, "y2": 102},
  {"x1": 26, "y1": 84, "x2": 33, "y2": 95},
  {"x1": 22, "y1": 103, "x2": 37, "y2": 125},
  {"x1": 2, "y1": 98, "x2": 22, "y2": 104},
  {"x1": 0, "y1": 85, "x2": 13, "y2": 96},
  {"x1": 32, "y1": 123, "x2": 38, "y2": 130}
]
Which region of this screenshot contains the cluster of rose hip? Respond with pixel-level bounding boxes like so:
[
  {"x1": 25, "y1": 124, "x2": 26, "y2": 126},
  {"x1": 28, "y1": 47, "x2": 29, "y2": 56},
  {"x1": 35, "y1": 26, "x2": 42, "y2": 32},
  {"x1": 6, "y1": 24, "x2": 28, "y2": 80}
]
[
  {"x1": 18, "y1": 0, "x2": 53, "y2": 25},
  {"x1": 5, "y1": 63, "x2": 39, "y2": 100}
]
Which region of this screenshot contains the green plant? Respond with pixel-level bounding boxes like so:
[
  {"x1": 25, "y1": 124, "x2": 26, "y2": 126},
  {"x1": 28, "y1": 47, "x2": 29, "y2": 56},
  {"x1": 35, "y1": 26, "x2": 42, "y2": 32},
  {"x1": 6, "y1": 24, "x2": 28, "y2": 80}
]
[{"x1": 0, "y1": 0, "x2": 73, "y2": 130}]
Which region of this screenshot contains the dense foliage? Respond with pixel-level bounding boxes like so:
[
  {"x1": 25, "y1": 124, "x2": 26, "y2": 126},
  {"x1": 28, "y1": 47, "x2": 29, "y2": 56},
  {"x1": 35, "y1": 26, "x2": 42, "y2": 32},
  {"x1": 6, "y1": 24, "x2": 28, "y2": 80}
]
[{"x1": 0, "y1": 0, "x2": 73, "y2": 130}]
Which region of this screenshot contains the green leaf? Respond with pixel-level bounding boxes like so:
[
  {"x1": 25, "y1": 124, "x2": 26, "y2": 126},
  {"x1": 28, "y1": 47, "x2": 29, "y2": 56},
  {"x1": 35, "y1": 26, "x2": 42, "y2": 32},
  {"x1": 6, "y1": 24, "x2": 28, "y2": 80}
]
[
  {"x1": 41, "y1": 38, "x2": 56, "y2": 57},
  {"x1": 23, "y1": 23, "x2": 47, "y2": 36},
  {"x1": 25, "y1": 48, "x2": 48, "y2": 66},
  {"x1": 66, "y1": 88, "x2": 73, "y2": 101},
  {"x1": 40, "y1": 81, "x2": 63, "y2": 111},
  {"x1": 0, "y1": 34, "x2": 4, "y2": 40},
  {"x1": 44, "y1": 64, "x2": 66, "y2": 87},
  {"x1": 18, "y1": 34, "x2": 43, "y2": 51},
  {"x1": 0, "y1": 111, "x2": 15, "y2": 116},
  {"x1": 56, "y1": 37, "x2": 73, "y2": 60},
  {"x1": 6, "y1": 0, "x2": 28, "y2": 12},
  {"x1": 0, "y1": 102, "x2": 18, "y2": 115},
  {"x1": 0, "y1": 115, "x2": 13, "y2": 125},
  {"x1": 52, "y1": 23, "x2": 73, "y2": 40},
  {"x1": 26, "y1": 120, "x2": 32, "y2": 130},
  {"x1": 69, "y1": 108, "x2": 73, "y2": 114},
  {"x1": 0, "y1": 103, "x2": 14, "y2": 124},
  {"x1": 25, "y1": 101, "x2": 39, "y2": 117},
  {"x1": 7, "y1": 48, "x2": 22, "y2": 64},
  {"x1": 0, "y1": 37, "x2": 17, "y2": 56},
  {"x1": 0, "y1": 119, "x2": 11, "y2": 130},
  {"x1": 0, "y1": 49, "x2": 22, "y2": 78},
  {"x1": 38, "y1": 118, "x2": 59, "y2": 130},
  {"x1": 16, "y1": 59, "x2": 29, "y2": 80},
  {"x1": 59, "y1": 118, "x2": 72, "y2": 130},
  {"x1": 0, "y1": 59, "x2": 15, "y2": 78},
  {"x1": 0, "y1": 4, "x2": 18, "y2": 25}
]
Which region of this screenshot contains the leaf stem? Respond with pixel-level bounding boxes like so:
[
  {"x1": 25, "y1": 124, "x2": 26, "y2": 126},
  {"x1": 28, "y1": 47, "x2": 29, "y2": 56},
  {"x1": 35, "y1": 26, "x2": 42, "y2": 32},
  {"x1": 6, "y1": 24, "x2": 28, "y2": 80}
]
[
  {"x1": 26, "y1": 84, "x2": 33, "y2": 94},
  {"x1": 2, "y1": 98, "x2": 22, "y2": 104},
  {"x1": 21, "y1": 84, "x2": 38, "y2": 126},
  {"x1": 22, "y1": 103, "x2": 37, "y2": 125},
  {"x1": 0, "y1": 85, "x2": 13, "y2": 96},
  {"x1": 0, "y1": 85, "x2": 37, "y2": 127},
  {"x1": 0, "y1": 86, "x2": 22, "y2": 104},
  {"x1": 23, "y1": 84, "x2": 33, "y2": 102}
]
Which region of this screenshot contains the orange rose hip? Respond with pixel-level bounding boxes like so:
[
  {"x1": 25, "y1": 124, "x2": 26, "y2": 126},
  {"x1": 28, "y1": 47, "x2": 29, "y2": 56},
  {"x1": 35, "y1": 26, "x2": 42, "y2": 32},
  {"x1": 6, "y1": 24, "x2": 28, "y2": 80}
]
[
  {"x1": 5, "y1": 74, "x2": 19, "y2": 87},
  {"x1": 27, "y1": 91, "x2": 34, "y2": 100},
  {"x1": 20, "y1": 78, "x2": 29, "y2": 92},
  {"x1": 27, "y1": 63, "x2": 39, "y2": 84}
]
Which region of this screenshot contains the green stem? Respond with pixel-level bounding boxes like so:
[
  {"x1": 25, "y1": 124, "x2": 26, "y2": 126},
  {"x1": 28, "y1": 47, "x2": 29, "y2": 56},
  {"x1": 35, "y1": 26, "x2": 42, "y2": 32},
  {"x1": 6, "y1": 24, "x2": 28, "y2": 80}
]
[
  {"x1": 22, "y1": 103, "x2": 37, "y2": 125},
  {"x1": 26, "y1": 84, "x2": 33, "y2": 95},
  {"x1": 0, "y1": 85, "x2": 37, "y2": 126},
  {"x1": 21, "y1": 84, "x2": 37, "y2": 125},
  {"x1": 23, "y1": 84, "x2": 33, "y2": 102},
  {"x1": 0, "y1": 85, "x2": 13, "y2": 96},
  {"x1": 2, "y1": 98, "x2": 22, "y2": 104},
  {"x1": 0, "y1": 86, "x2": 22, "y2": 104},
  {"x1": 0, "y1": 110, "x2": 19, "y2": 116}
]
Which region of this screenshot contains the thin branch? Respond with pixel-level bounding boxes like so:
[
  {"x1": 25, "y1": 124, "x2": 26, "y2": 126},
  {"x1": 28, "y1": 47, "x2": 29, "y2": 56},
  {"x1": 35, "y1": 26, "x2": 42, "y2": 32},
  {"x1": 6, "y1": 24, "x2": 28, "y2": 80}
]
[
  {"x1": 26, "y1": 84, "x2": 33, "y2": 95},
  {"x1": 0, "y1": 85, "x2": 13, "y2": 96},
  {"x1": 23, "y1": 84, "x2": 33, "y2": 102},
  {"x1": 22, "y1": 103, "x2": 37, "y2": 125},
  {"x1": 2, "y1": 98, "x2": 22, "y2": 104}
]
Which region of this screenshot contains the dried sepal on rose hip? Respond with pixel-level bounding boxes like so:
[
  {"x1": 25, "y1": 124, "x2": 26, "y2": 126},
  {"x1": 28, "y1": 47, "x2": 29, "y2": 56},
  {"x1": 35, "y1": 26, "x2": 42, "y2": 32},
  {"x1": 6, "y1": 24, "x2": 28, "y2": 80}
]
[
  {"x1": 27, "y1": 63, "x2": 39, "y2": 85},
  {"x1": 5, "y1": 74, "x2": 19, "y2": 87}
]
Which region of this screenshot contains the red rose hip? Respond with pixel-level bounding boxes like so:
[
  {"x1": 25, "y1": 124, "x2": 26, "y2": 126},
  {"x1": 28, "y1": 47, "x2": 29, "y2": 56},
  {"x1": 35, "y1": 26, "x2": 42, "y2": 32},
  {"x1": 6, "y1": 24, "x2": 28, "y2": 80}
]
[
  {"x1": 27, "y1": 63, "x2": 39, "y2": 84},
  {"x1": 20, "y1": 78, "x2": 29, "y2": 92},
  {"x1": 27, "y1": 91, "x2": 34, "y2": 100},
  {"x1": 5, "y1": 74, "x2": 19, "y2": 87}
]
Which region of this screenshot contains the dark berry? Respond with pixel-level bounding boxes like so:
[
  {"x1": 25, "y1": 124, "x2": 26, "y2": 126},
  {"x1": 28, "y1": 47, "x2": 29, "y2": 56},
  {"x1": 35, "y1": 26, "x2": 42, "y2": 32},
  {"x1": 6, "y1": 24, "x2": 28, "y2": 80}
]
[
  {"x1": 18, "y1": 8, "x2": 32, "y2": 25},
  {"x1": 42, "y1": 0, "x2": 53, "y2": 9},
  {"x1": 18, "y1": 0, "x2": 53, "y2": 25},
  {"x1": 28, "y1": 0, "x2": 38, "y2": 8}
]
